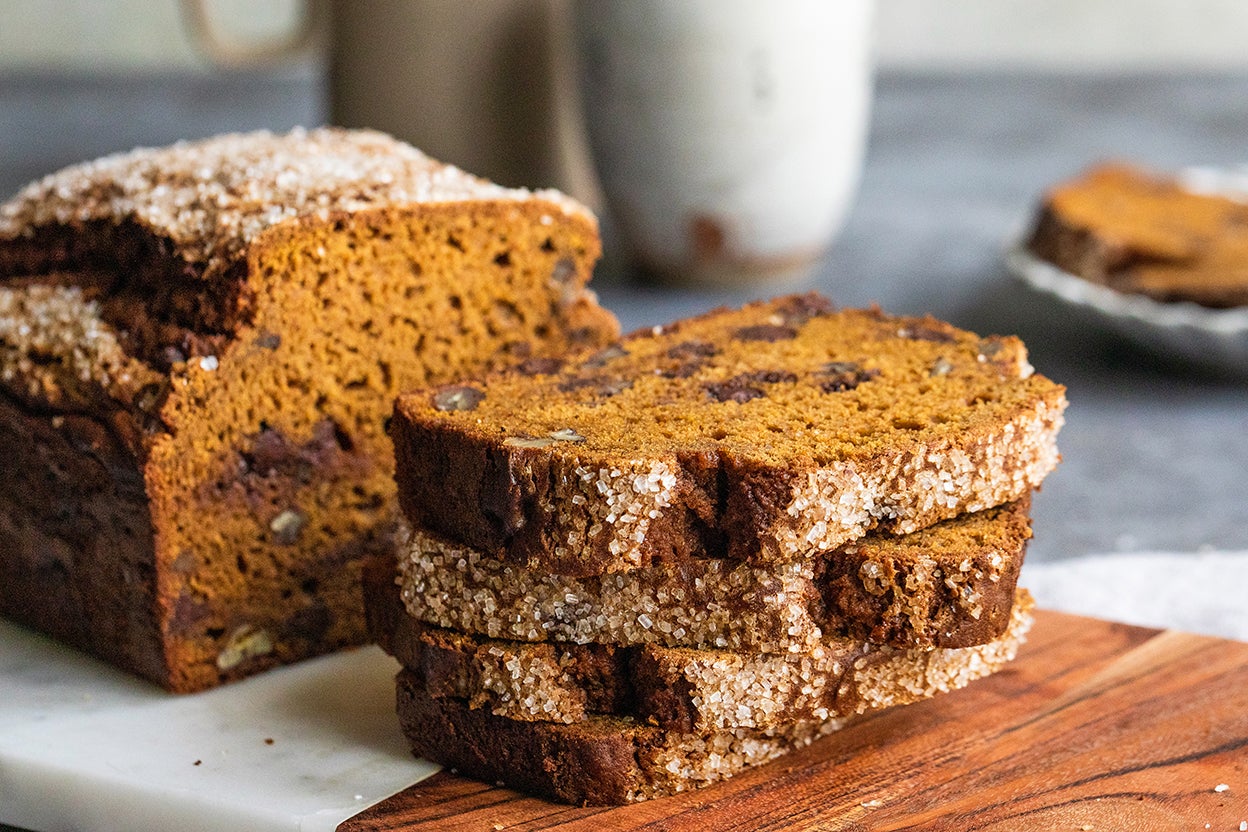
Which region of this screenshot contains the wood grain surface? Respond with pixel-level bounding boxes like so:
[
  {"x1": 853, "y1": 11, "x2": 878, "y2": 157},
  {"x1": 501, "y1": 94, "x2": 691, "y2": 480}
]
[{"x1": 340, "y1": 611, "x2": 1248, "y2": 831}]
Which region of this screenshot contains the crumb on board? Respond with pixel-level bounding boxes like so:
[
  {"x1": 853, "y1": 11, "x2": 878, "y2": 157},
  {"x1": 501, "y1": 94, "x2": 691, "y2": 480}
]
[
  {"x1": 1215, "y1": 784, "x2": 1230, "y2": 793},
  {"x1": 264, "y1": 737, "x2": 275, "y2": 745},
  {"x1": 193, "y1": 760, "x2": 202, "y2": 766},
  {"x1": 860, "y1": 799, "x2": 884, "y2": 809}
]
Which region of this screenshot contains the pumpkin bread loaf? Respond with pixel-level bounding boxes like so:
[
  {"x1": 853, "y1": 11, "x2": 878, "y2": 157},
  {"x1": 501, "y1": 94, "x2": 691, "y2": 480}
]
[
  {"x1": 1027, "y1": 163, "x2": 1248, "y2": 308},
  {"x1": 391, "y1": 294, "x2": 1066, "y2": 576},
  {"x1": 392, "y1": 498, "x2": 1032, "y2": 654},
  {"x1": 367, "y1": 555, "x2": 1033, "y2": 733},
  {"x1": 0, "y1": 128, "x2": 618, "y2": 692}
]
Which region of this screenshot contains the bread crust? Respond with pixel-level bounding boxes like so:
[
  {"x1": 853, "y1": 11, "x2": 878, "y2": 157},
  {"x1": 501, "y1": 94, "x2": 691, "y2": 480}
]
[
  {"x1": 391, "y1": 592, "x2": 1032, "y2": 806},
  {"x1": 395, "y1": 667, "x2": 844, "y2": 805},
  {"x1": 369, "y1": 554, "x2": 1033, "y2": 733},
  {"x1": 391, "y1": 498, "x2": 1030, "y2": 655}
]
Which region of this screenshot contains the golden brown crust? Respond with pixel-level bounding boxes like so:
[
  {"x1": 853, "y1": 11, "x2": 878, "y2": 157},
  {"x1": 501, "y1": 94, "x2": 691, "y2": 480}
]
[
  {"x1": 369, "y1": 554, "x2": 1033, "y2": 733},
  {"x1": 0, "y1": 128, "x2": 592, "y2": 286},
  {"x1": 390, "y1": 594, "x2": 1032, "y2": 805},
  {"x1": 395, "y1": 667, "x2": 845, "y2": 805}
]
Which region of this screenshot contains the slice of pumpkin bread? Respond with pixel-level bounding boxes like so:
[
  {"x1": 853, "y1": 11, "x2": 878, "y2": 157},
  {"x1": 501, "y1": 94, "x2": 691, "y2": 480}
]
[
  {"x1": 391, "y1": 294, "x2": 1065, "y2": 576},
  {"x1": 1026, "y1": 162, "x2": 1248, "y2": 308},
  {"x1": 395, "y1": 666, "x2": 847, "y2": 805},
  {"x1": 390, "y1": 499, "x2": 1031, "y2": 653},
  {"x1": 392, "y1": 592, "x2": 1030, "y2": 807}
]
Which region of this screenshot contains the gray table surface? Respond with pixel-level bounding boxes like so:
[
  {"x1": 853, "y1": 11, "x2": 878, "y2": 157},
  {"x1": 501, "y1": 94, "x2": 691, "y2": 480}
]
[{"x1": 2, "y1": 70, "x2": 1245, "y2": 567}]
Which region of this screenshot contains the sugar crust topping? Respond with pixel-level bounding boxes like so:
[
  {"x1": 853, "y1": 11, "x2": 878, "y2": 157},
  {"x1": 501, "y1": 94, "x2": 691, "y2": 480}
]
[
  {"x1": 850, "y1": 591, "x2": 1033, "y2": 710},
  {"x1": 563, "y1": 461, "x2": 677, "y2": 569},
  {"x1": 0, "y1": 127, "x2": 591, "y2": 281},
  {"x1": 395, "y1": 298, "x2": 1067, "y2": 574},
  {"x1": 0, "y1": 284, "x2": 161, "y2": 409},
  {"x1": 394, "y1": 506, "x2": 1026, "y2": 656},
  {"x1": 640, "y1": 717, "x2": 845, "y2": 800},
  {"x1": 396, "y1": 520, "x2": 825, "y2": 654},
  {"x1": 777, "y1": 398, "x2": 1064, "y2": 556}
]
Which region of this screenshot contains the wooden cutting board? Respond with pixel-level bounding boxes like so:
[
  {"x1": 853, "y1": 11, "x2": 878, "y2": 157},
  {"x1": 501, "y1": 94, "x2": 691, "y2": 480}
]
[{"x1": 340, "y1": 610, "x2": 1248, "y2": 831}]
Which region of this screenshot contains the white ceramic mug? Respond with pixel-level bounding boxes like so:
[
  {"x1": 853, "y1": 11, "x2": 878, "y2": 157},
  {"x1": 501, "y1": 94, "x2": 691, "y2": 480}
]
[{"x1": 572, "y1": 0, "x2": 875, "y2": 287}]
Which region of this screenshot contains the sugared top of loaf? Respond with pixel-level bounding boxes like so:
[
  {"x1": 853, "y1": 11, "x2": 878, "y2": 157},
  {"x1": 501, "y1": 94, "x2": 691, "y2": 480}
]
[{"x1": 0, "y1": 127, "x2": 591, "y2": 282}]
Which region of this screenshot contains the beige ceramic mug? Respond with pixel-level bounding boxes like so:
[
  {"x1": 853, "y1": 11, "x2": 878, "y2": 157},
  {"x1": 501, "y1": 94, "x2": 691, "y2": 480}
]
[{"x1": 572, "y1": 0, "x2": 875, "y2": 287}]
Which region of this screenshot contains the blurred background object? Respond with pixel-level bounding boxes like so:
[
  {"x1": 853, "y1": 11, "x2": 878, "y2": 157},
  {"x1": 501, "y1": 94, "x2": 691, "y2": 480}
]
[
  {"x1": 0, "y1": 0, "x2": 321, "y2": 197},
  {"x1": 325, "y1": 1, "x2": 588, "y2": 198},
  {"x1": 571, "y1": 0, "x2": 873, "y2": 288},
  {"x1": 9, "y1": 0, "x2": 1248, "y2": 200},
  {"x1": 875, "y1": 0, "x2": 1248, "y2": 70}
]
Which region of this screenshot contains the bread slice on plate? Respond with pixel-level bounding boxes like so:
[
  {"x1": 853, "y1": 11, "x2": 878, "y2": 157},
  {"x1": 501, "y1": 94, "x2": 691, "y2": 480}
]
[{"x1": 1027, "y1": 162, "x2": 1248, "y2": 308}]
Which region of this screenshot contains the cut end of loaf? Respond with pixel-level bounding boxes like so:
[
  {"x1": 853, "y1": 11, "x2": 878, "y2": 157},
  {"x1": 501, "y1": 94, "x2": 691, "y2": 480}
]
[{"x1": 148, "y1": 201, "x2": 614, "y2": 691}]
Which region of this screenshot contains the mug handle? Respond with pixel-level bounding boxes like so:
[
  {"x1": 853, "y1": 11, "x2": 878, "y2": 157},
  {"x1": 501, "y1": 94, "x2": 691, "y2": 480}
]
[{"x1": 181, "y1": 0, "x2": 327, "y2": 68}]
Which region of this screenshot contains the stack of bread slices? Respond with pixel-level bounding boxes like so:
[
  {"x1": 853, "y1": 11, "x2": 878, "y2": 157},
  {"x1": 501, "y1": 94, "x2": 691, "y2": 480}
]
[{"x1": 368, "y1": 293, "x2": 1067, "y2": 805}]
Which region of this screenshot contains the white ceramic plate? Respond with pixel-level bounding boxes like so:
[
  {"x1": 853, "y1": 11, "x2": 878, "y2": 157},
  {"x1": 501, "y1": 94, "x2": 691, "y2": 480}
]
[{"x1": 1007, "y1": 166, "x2": 1248, "y2": 374}]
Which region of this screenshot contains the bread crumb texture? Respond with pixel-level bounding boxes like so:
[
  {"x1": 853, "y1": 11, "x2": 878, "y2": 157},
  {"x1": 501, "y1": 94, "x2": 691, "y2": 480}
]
[{"x1": 0, "y1": 128, "x2": 617, "y2": 691}]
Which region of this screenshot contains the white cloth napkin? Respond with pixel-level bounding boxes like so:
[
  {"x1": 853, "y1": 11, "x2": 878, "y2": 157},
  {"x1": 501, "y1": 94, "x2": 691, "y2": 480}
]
[{"x1": 1021, "y1": 551, "x2": 1248, "y2": 642}]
